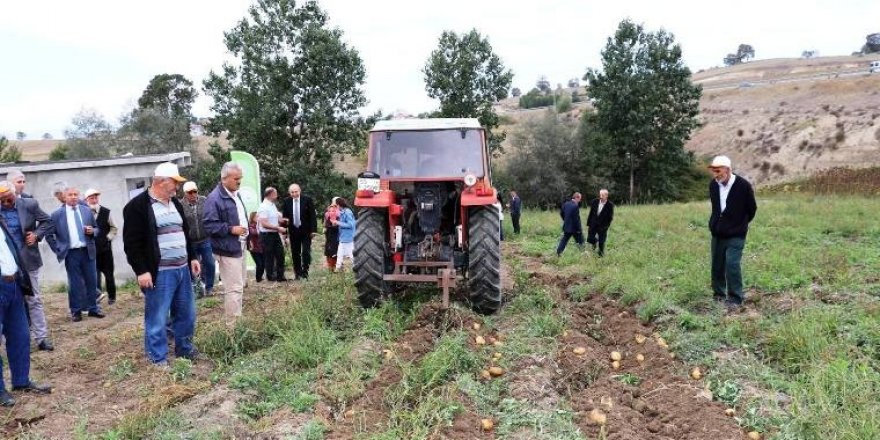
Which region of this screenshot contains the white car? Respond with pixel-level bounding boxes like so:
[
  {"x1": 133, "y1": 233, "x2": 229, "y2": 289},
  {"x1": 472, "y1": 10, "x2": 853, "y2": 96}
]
[{"x1": 870, "y1": 61, "x2": 880, "y2": 73}]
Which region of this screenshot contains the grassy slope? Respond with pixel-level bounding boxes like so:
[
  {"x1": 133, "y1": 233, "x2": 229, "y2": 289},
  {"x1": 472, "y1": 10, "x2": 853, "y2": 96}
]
[{"x1": 97, "y1": 193, "x2": 879, "y2": 440}]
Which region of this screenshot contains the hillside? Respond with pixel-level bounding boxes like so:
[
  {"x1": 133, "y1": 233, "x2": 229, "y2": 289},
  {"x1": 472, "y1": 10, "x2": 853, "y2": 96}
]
[{"x1": 496, "y1": 54, "x2": 880, "y2": 186}]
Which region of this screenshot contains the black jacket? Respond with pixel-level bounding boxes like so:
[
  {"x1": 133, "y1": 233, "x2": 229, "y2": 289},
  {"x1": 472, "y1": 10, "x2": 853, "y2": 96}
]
[
  {"x1": 708, "y1": 176, "x2": 757, "y2": 239},
  {"x1": 586, "y1": 198, "x2": 614, "y2": 231},
  {"x1": 282, "y1": 195, "x2": 317, "y2": 235},
  {"x1": 122, "y1": 190, "x2": 196, "y2": 282},
  {"x1": 559, "y1": 200, "x2": 582, "y2": 234}
]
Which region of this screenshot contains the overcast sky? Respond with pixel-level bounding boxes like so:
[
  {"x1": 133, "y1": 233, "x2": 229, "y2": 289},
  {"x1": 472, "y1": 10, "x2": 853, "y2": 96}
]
[{"x1": 1, "y1": 0, "x2": 877, "y2": 139}]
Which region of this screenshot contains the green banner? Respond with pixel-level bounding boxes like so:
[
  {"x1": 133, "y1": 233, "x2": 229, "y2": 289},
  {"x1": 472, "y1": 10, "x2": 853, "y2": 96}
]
[{"x1": 230, "y1": 150, "x2": 261, "y2": 216}]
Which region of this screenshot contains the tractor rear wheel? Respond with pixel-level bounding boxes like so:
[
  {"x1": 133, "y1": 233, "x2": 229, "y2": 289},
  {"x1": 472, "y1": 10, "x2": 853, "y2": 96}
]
[
  {"x1": 467, "y1": 206, "x2": 502, "y2": 314},
  {"x1": 354, "y1": 208, "x2": 388, "y2": 308}
]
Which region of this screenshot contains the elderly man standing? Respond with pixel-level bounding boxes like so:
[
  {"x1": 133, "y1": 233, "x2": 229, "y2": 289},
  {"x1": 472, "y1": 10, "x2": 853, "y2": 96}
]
[
  {"x1": 47, "y1": 185, "x2": 104, "y2": 321},
  {"x1": 708, "y1": 155, "x2": 757, "y2": 312},
  {"x1": 585, "y1": 189, "x2": 614, "y2": 257},
  {"x1": 0, "y1": 182, "x2": 55, "y2": 351},
  {"x1": 181, "y1": 181, "x2": 215, "y2": 297},
  {"x1": 281, "y1": 184, "x2": 317, "y2": 280},
  {"x1": 123, "y1": 163, "x2": 201, "y2": 366},
  {"x1": 84, "y1": 188, "x2": 118, "y2": 305},
  {"x1": 0, "y1": 209, "x2": 52, "y2": 406},
  {"x1": 258, "y1": 187, "x2": 287, "y2": 282},
  {"x1": 204, "y1": 162, "x2": 248, "y2": 327}
]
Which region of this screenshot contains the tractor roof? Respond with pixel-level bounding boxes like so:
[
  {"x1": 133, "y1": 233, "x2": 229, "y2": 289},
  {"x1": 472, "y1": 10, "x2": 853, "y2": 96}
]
[{"x1": 371, "y1": 118, "x2": 482, "y2": 132}]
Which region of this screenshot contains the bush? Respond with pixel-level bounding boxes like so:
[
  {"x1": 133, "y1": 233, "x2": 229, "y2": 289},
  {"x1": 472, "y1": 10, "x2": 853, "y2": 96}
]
[
  {"x1": 555, "y1": 95, "x2": 572, "y2": 113},
  {"x1": 518, "y1": 89, "x2": 555, "y2": 109}
]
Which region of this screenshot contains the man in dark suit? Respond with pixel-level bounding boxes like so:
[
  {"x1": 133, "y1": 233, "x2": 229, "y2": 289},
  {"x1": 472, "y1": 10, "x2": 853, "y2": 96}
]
[
  {"x1": 0, "y1": 201, "x2": 52, "y2": 406},
  {"x1": 0, "y1": 182, "x2": 56, "y2": 350},
  {"x1": 47, "y1": 185, "x2": 105, "y2": 321},
  {"x1": 586, "y1": 189, "x2": 615, "y2": 257},
  {"x1": 708, "y1": 155, "x2": 757, "y2": 312},
  {"x1": 281, "y1": 183, "x2": 317, "y2": 279},
  {"x1": 507, "y1": 190, "x2": 522, "y2": 234},
  {"x1": 556, "y1": 192, "x2": 584, "y2": 257}
]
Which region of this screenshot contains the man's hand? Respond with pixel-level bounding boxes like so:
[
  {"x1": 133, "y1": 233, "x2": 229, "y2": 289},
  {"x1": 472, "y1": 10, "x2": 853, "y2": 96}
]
[
  {"x1": 84, "y1": 225, "x2": 94, "y2": 236},
  {"x1": 25, "y1": 232, "x2": 37, "y2": 246},
  {"x1": 190, "y1": 260, "x2": 202, "y2": 277},
  {"x1": 231, "y1": 226, "x2": 247, "y2": 236},
  {"x1": 137, "y1": 273, "x2": 154, "y2": 290}
]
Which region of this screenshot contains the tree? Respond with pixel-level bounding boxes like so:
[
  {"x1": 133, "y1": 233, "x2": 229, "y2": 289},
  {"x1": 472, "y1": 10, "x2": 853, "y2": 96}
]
[
  {"x1": 511, "y1": 87, "x2": 522, "y2": 97},
  {"x1": 865, "y1": 33, "x2": 880, "y2": 54},
  {"x1": 203, "y1": 0, "x2": 367, "y2": 202},
  {"x1": 137, "y1": 74, "x2": 197, "y2": 119},
  {"x1": 423, "y1": 29, "x2": 513, "y2": 156},
  {"x1": 584, "y1": 19, "x2": 702, "y2": 203},
  {"x1": 63, "y1": 109, "x2": 115, "y2": 159},
  {"x1": 49, "y1": 144, "x2": 69, "y2": 160},
  {"x1": 536, "y1": 76, "x2": 551, "y2": 94},
  {"x1": 723, "y1": 43, "x2": 755, "y2": 65},
  {"x1": 801, "y1": 50, "x2": 818, "y2": 59},
  {"x1": 118, "y1": 73, "x2": 197, "y2": 155},
  {"x1": 15, "y1": 132, "x2": 25, "y2": 141},
  {"x1": 0, "y1": 137, "x2": 22, "y2": 163},
  {"x1": 42, "y1": 132, "x2": 53, "y2": 140},
  {"x1": 567, "y1": 78, "x2": 580, "y2": 88}
]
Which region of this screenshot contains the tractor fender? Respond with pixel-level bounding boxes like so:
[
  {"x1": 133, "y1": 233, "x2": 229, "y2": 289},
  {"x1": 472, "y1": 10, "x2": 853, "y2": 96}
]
[{"x1": 460, "y1": 188, "x2": 497, "y2": 206}]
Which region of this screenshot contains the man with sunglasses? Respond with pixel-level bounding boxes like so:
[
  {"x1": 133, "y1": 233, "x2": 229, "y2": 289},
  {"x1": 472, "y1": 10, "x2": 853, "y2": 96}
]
[
  {"x1": 180, "y1": 181, "x2": 215, "y2": 297},
  {"x1": 0, "y1": 181, "x2": 55, "y2": 351},
  {"x1": 708, "y1": 155, "x2": 757, "y2": 312}
]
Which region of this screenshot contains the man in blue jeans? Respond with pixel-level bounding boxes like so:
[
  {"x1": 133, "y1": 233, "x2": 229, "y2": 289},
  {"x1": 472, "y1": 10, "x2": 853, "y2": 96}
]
[
  {"x1": 180, "y1": 181, "x2": 215, "y2": 297},
  {"x1": 0, "y1": 203, "x2": 52, "y2": 406},
  {"x1": 708, "y1": 155, "x2": 757, "y2": 312},
  {"x1": 123, "y1": 163, "x2": 201, "y2": 367}
]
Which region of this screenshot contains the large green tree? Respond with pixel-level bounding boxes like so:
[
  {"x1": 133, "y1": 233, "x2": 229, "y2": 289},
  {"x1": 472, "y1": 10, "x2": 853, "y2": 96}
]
[
  {"x1": 118, "y1": 74, "x2": 197, "y2": 155},
  {"x1": 584, "y1": 19, "x2": 702, "y2": 203},
  {"x1": 424, "y1": 29, "x2": 513, "y2": 156},
  {"x1": 63, "y1": 109, "x2": 115, "y2": 159},
  {"x1": 203, "y1": 0, "x2": 367, "y2": 201},
  {"x1": 0, "y1": 137, "x2": 22, "y2": 163}
]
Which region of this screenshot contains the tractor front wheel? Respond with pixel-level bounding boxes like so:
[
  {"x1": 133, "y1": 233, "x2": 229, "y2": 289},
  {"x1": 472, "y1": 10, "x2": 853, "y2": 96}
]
[
  {"x1": 467, "y1": 206, "x2": 502, "y2": 314},
  {"x1": 354, "y1": 208, "x2": 388, "y2": 308}
]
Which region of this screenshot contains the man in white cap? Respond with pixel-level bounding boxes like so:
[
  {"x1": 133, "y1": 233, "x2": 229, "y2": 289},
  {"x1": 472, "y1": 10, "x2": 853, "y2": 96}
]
[
  {"x1": 708, "y1": 155, "x2": 757, "y2": 312},
  {"x1": 84, "y1": 188, "x2": 118, "y2": 305},
  {"x1": 122, "y1": 162, "x2": 201, "y2": 367},
  {"x1": 180, "y1": 181, "x2": 215, "y2": 297}
]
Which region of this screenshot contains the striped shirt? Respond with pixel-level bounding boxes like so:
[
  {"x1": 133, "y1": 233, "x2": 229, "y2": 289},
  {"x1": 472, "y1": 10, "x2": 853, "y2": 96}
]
[{"x1": 150, "y1": 195, "x2": 188, "y2": 270}]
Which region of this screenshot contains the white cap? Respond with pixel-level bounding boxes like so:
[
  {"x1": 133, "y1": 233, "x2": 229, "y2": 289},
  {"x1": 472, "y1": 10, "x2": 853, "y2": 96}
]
[
  {"x1": 709, "y1": 155, "x2": 732, "y2": 169},
  {"x1": 154, "y1": 162, "x2": 186, "y2": 182},
  {"x1": 182, "y1": 181, "x2": 198, "y2": 192},
  {"x1": 84, "y1": 188, "x2": 100, "y2": 199}
]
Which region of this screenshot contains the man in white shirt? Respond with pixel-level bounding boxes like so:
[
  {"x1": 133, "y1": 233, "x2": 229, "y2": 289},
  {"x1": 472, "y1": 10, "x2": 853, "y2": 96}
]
[
  {"x1": 0, "y1": 213, "x2": 52, "y2": 406},
  {"x1": 257, "y1": 187, "x2": 287, "y2": 281}
]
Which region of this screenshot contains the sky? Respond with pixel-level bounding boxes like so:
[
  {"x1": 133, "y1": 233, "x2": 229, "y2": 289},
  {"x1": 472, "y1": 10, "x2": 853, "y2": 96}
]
[{"x1": 1, "y1": 0, "x2": 877, "y2": 139}]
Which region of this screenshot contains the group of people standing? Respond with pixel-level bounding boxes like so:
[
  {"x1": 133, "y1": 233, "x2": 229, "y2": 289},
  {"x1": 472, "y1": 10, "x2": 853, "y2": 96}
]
[{"x1": 556, "y1": 189, "x2": 615, "y2": 257}]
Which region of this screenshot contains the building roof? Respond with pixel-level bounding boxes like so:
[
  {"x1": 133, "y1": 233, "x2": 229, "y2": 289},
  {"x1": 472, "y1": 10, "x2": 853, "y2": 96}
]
[
  {"x1": 0, "y1": 152, "x2": 191, "y2": 174},
  {"x1": 371, "y1": 118, "x2": 482, "y2": 132}
]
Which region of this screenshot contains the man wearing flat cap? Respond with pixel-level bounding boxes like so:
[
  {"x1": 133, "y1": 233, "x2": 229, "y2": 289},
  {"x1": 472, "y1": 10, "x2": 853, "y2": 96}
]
[
  {"x1": 707, "y1": 155, "x2": 757, "y2": 312},
  {"x1": 85, "y1": 188, "x2": 118, "y2": 305}
]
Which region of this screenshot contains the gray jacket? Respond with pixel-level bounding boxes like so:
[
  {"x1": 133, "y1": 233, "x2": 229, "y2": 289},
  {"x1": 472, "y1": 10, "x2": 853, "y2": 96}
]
[
  {"x1": 9, "y1": 197, "x2": 55, "y2": 271},
  {"x1": 180, "y1": 195, "x2": 208, "y2": 243}
]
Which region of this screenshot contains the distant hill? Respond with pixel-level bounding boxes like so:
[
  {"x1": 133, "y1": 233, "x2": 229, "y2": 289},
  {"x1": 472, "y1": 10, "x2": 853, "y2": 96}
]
[{"x1": 494, "y1": 54, "x2": 880, "y2": 186}]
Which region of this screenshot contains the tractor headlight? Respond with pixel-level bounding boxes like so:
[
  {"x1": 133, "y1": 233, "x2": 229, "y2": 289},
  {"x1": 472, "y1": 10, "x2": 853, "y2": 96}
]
[{"x1": 463, "y1": 174, "x2": 477, "y2": 187}]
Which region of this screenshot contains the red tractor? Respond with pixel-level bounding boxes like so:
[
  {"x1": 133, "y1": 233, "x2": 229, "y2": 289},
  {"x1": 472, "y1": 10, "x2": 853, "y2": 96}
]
[{"x1": 353, "y1": 118, "x2": 502, "y2": 313}]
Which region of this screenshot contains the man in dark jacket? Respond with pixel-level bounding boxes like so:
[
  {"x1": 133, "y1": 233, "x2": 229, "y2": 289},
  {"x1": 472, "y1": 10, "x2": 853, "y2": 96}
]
[
  {"x1": 707, "y1": 155, "x2": 757, "y2": 311},
  {"x1": 0, "y1": 181, "x2": 55, "y2": 351},
  {"x1": 0, "y1": 205, "x2": 52, "y2": 406},
  {"x1": 281, "y1": 184, "x2": 317, "y2": 279},
  {"x1": 586, "y1": 189, "x2": 614, "y2": 257},
  {"x1": 181, "y1": 181, "x2": 215, "y2": 297},
  {"x1": 123, "y1": 162, "x2": 201, "y2": 367},
  {"x1": 85, "y1": 188, "x2": 118, "y2": 305},
  {"x1": 556, "y1": 192, "x2": 584, "y2": 257},
  {"x1": 203, "y1": 162, "x2": 248, "y2": 327},
  {"x1": 507, "y1": 190, "x2": 522, "y2": 234}
]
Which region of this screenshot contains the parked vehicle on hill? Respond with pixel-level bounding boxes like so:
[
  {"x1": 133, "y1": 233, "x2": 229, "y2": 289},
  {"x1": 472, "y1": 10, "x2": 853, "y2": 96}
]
[
  {"x1": 870, "y1": 61, "x2": 880, "y2": 73},
  {"x1": 353, "y1": 118, "x2": 502, "y2": 314}
]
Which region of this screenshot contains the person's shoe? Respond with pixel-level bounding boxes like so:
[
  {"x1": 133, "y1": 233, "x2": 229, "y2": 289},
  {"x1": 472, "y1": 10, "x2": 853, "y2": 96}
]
[
  {"x1": 96, "y1": 292, "x2": 107, "y2": 304},
  {"x1": 0, "y1": 391, "x2": 15, "y2": 407},
  {"x1": 71, "y1": 313, "x2": 83, "y2": 322},
  {"x1": 276, "y1": 277, "x2": 289, "y2": 282},
  {"x1": 12, "y1": 381, "x2": 52, "y2": 394},
  {"x1": 108, "y1": 298, "x2": 116, "y2": 305},
  {"x1": 724, "y1": 300, "x2": 744, "y2": 313},
  {"x1": 204, "y1": 290, "x2": 214, "y2": 297},
  {"x1": 37, "y1": 340, "x2": 55, "y2": 351},
  {"x1": 255, "y1": 278, "x2": 263, "y2": 283},
  {"x1": 151, "y1": 360, "x2": 170, "y2": 371},
  {"x1": 178, "y1": 348, "x2": 200, "y2": 361},
  {"x1": 87, "y1": 311, "x2": 106, "y2": 319}
]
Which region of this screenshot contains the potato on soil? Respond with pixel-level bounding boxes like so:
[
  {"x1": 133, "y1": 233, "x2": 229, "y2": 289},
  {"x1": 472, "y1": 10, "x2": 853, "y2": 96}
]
[
  {"x1": 588, "y1": 408, "x2": 607, "y2": 426},
  {"x1": 481, "y1": 418, "x2": 494, "y2": 431},
  {"x1": 488, "y1": 366, "x2": 504, "y2": 377},
  {"x1": 610, "y1": 351, "x2": 622, "y2": 361},
  {"x1": 573, "y1": 346, "x2": 587, "y2": 355}
]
